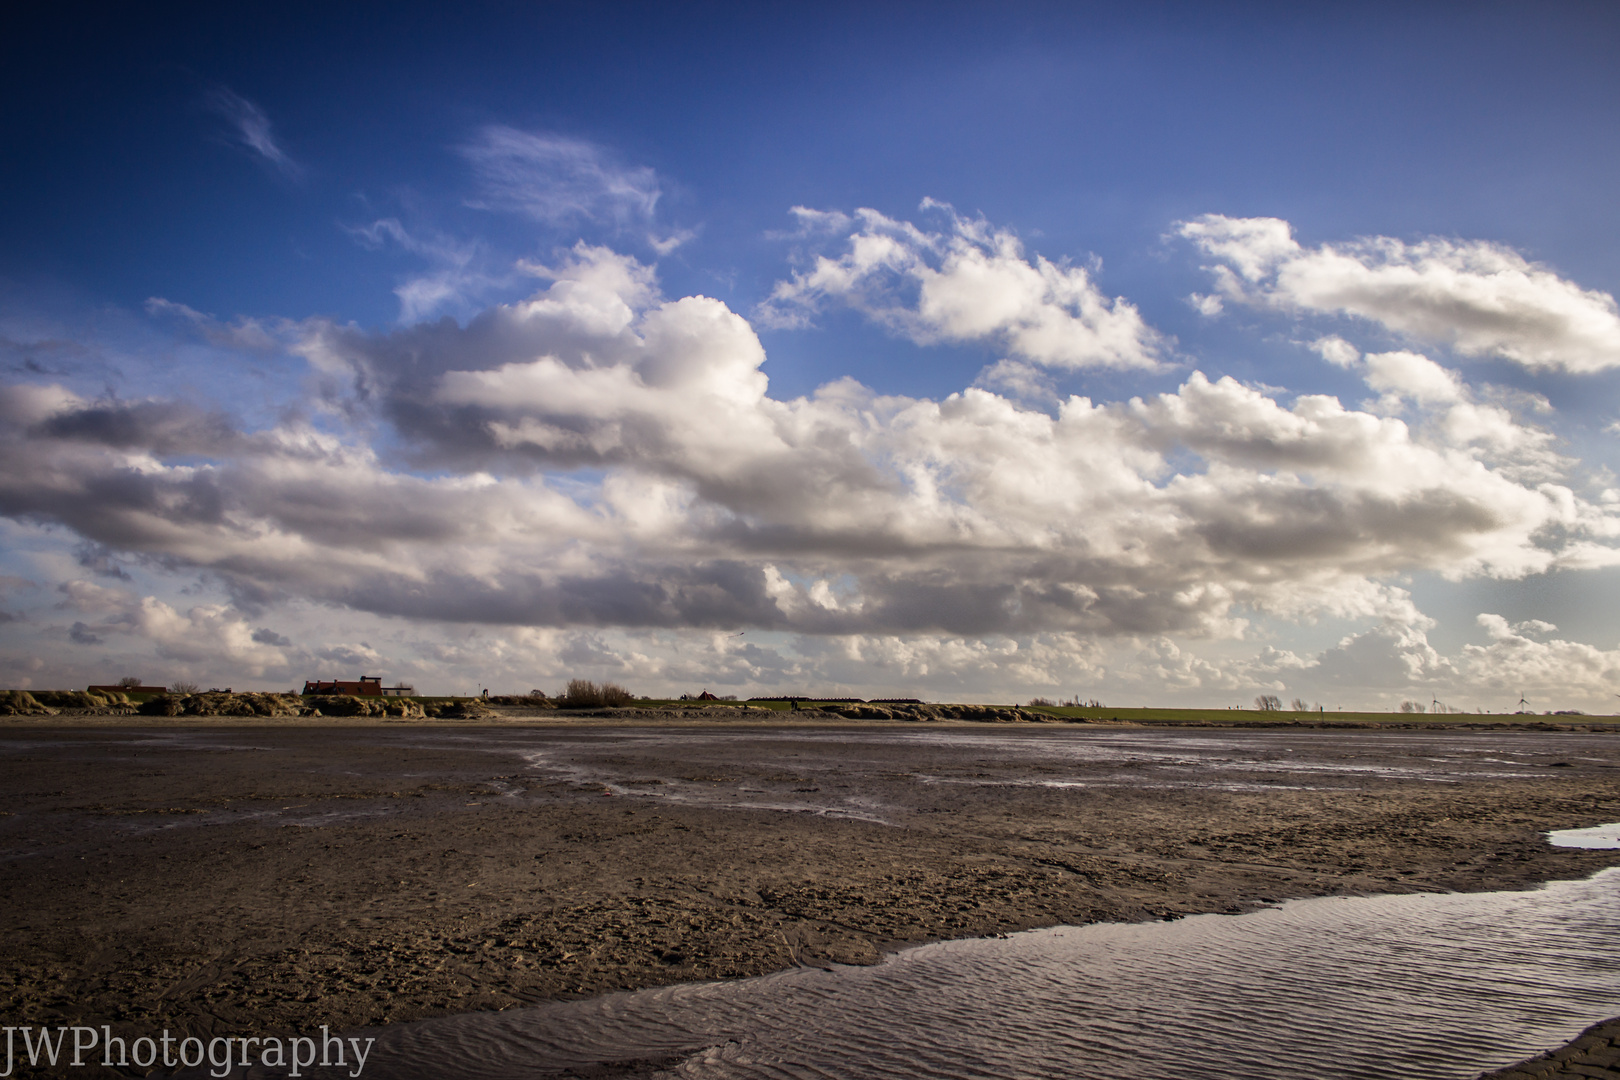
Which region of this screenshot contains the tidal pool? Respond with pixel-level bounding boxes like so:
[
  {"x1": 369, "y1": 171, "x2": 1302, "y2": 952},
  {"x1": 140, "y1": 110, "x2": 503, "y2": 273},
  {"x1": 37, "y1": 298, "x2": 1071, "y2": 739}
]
[
  {"x1": 236, "y1": 867, "x2": 1620, "y2": 1080},
  {"x1": 1547, "y1": 822, "x2": 1620, "y2": 849}
]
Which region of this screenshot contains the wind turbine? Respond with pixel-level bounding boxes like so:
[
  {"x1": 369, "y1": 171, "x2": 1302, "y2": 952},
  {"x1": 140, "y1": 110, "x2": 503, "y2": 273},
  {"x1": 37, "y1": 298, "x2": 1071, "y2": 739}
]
[{"x1": 1517, "y1": 691, "x2": 1530, "y2": 712}]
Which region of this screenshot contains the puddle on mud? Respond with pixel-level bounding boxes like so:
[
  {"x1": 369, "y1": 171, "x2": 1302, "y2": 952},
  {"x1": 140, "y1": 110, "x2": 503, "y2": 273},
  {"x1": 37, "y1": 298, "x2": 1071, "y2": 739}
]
[{"x1": 1547, "y1": 822, "x2": 1620, "y2": 849}]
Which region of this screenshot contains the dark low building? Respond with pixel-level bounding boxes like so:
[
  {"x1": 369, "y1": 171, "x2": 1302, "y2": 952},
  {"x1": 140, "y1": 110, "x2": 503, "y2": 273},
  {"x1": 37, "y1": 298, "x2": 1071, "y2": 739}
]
[{"x1": 302, "y1": 676, "x2": 415, "y2": 697}]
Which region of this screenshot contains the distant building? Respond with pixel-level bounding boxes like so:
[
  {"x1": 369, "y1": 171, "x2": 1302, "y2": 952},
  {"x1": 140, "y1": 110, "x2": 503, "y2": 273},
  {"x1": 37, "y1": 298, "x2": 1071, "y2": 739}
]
[
  {"x1": 302, "y1": 676, "x2": 415, "y2": 697},
  {"x1": 88, "y1": 684, "x2": 167, "y2": 695}
]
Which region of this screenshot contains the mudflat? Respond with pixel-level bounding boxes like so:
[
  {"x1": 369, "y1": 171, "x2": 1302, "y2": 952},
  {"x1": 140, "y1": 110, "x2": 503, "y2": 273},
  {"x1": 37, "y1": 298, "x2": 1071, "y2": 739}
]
[{"x1": 3, "y1": 716, "x2": 1619, "y2": 1064}]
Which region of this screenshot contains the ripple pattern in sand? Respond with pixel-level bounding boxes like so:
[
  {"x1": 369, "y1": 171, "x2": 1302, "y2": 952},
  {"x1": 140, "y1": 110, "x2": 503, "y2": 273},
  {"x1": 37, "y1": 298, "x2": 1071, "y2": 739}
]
[{"x1": 298, "y1": 869, "x2": 1620, "y2": 1080}]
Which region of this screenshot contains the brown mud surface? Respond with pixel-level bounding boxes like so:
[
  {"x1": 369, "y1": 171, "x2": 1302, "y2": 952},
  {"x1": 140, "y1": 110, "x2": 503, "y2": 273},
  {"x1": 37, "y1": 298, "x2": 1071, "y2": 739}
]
[
  {"x1": 1482, "y1": 1017, "x2": 1620, "y2": 1078},
  {"x1": 2, "y1": 716, "x2": 1619, "y2": 1076}
]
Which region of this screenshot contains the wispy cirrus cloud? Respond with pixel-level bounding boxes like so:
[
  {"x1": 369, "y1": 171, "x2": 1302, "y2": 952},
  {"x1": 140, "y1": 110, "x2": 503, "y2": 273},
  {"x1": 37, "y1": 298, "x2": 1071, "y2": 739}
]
[
  {"x1": 462, "y1": 127, "x2": 664, "y2": 232},
  {"x1": 332, "y1": 131, "x2": 689, "y2": 323},
  {"x1": 144, "y1": 297, "x2": 283, "y2": 352},
  {"x1": 344, "y1": 218, "x2": 512, "y2": 323},
  {"x1": 1181, "y1": 214, "x2": 1620, "y2": 372},
  {"x1": 203, "y1": 87, "x2": 303, "y2": 180}
]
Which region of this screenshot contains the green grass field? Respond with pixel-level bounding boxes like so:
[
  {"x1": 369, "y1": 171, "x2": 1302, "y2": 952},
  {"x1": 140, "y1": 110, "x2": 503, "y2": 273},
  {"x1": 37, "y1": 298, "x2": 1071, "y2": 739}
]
[
  {"x1": 1022, "y1": 705, "x2": 1619, "y2": 725},
  {"x1": 611, "y1": 699, "x2": 1620, "y2": 725}
]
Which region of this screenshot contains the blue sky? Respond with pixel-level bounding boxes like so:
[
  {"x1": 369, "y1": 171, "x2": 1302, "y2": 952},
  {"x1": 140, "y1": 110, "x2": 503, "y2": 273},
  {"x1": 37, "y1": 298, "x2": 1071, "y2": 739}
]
[{"x1": 3, "y1": 2, "x2": 1619, "y2": 708}]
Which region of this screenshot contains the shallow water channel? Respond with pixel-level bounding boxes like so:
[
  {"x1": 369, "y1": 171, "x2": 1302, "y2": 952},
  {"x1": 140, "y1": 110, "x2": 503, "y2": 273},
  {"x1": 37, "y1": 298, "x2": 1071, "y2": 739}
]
[{"x1": 219, "y1": 866, "x2": 1620, "y2": 1080}]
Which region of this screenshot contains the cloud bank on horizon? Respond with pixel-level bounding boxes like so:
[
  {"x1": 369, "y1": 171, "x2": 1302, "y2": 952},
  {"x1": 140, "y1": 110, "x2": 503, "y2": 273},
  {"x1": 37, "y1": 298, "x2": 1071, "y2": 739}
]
[{"x1": 4, "y1": 156, "x2": 1620, "y2": 707}]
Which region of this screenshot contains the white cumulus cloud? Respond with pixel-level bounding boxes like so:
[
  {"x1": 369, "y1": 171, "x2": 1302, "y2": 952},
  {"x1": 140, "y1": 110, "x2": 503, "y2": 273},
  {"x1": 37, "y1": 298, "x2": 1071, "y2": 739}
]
[
  {"x1": 1183, "y1": 215, "x2": 1620, "y2": 372},
  {"x1": 3, "y1": 241, "x2": 1611, "y2": 655},
  {"x1": 759, "y1": 201, "x2": 1167, "y2": 371},
  {"x1": 1309, "y1": 336, "x2": 1563, "y2": 480}
]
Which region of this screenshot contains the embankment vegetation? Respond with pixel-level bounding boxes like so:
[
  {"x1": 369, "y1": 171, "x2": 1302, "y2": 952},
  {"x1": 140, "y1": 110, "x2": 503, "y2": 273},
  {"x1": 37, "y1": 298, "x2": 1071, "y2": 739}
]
[{"x1": 557, "y1": 679, "x2": 634, "y2": 708}]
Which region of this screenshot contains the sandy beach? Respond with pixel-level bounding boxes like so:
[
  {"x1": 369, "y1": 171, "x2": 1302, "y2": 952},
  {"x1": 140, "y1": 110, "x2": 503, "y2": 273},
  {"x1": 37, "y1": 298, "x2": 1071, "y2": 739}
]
[{"x1": 3, "y1": 713, "x2": 1619, "y2": 1077}]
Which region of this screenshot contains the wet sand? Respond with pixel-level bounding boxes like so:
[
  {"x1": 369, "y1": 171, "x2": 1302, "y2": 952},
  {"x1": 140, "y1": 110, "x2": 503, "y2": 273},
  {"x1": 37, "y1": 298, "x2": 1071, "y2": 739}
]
[
  {"x1": 3, "y1": 714, "x2": 1619, "y2": 1076},
  {"x1": 1482, "y1": 1017, "x2": 1620, "y2": 1078}
]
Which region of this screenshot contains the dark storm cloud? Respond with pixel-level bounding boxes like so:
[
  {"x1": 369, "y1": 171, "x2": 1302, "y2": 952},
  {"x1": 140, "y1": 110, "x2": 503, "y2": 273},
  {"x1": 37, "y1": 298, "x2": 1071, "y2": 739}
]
[
  {"x1": 35, "y1": 399, "x2": 241, "y2": 455},
  {"x1": 69, "y1": 621, "x2": 103, "y2": 645}
]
